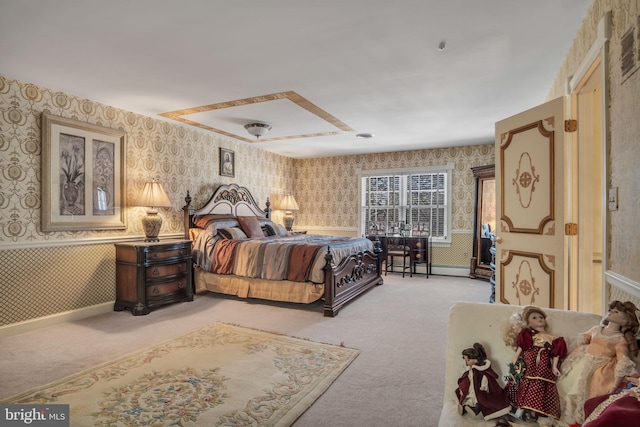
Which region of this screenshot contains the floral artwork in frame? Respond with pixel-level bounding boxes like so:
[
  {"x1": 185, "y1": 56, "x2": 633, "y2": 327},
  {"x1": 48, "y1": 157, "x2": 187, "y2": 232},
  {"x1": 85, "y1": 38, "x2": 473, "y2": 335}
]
[
  {"x1": 41, "y1": 113, "x2": 127, "y2": 231},
  {"x1": 220, "y1": 148, "x2": 235, "y2": 177}
]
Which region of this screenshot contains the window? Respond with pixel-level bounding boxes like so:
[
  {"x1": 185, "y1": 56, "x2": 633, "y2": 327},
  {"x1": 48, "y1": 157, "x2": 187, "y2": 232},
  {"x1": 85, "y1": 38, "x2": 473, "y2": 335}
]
[{"x1": 360, "y1": 165, "x2": 453, "y2": 243}]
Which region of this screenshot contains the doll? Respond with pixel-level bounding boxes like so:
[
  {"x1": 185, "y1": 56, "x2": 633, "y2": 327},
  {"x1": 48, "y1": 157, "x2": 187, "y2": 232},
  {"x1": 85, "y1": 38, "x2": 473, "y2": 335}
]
[
  {"x1": 455, "y1": 342, "x2": 511, "y2": 421},
  {"x1": 503, "y1": 306, "x2": 567, "y2": 421},
  {"x1": 502, "y1": 312, "x2": 526, "y2": 405},
  {"x1": 557, "y1": 300, "x2": 640, "y2": 425},
  {"x1": 582, "y1": 374, "x2": 640, "y2": 426}
]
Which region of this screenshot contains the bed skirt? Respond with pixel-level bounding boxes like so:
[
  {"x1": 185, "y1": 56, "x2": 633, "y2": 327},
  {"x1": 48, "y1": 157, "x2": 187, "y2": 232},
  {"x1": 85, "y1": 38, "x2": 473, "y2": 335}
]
[{"x1": 194, "y1": 266, "x2": 325, "y2": 304}]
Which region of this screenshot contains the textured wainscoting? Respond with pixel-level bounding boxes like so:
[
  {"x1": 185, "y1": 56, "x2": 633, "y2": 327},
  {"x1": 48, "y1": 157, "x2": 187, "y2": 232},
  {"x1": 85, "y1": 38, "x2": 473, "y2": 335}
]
[
  {"x1": 607, "y1": 271, "x2": 640, "y2": 310},
  {"x1": 433, "y1": 232, "x2": 472, "y2": 267},
  {"x1": 0, "y1": 244, "x2": 116, "y2": 326}
]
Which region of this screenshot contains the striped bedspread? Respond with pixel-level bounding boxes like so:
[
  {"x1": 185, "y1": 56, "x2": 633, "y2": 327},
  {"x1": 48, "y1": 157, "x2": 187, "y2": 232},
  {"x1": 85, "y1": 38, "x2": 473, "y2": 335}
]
[{"x1": 193, "y1": 233, "x2": 374, "y2": 284}]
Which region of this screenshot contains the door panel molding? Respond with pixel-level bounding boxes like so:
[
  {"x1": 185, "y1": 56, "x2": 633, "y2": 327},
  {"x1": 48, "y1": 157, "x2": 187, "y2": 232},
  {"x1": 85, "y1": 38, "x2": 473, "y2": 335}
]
[
  {"x1": 499, "y1": 120, "x2": 555, "y2": 234},
  {"x1": 500, "y1": 249, "x2": 555, "y2": 307}
]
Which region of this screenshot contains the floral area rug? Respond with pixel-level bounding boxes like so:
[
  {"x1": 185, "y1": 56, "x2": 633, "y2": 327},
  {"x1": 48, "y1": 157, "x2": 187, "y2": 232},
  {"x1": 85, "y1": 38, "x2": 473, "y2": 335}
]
[{"x1": 2, "y1": 323, "x2": 359, "y2": 426}]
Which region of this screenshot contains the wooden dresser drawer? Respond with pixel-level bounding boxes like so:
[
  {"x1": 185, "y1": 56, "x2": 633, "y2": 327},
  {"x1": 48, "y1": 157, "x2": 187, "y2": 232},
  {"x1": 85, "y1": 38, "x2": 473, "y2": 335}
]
[
  {"x1": 146, "y1": 262, "x2": 188, "y2": 279},
  {"x1": 147, "y1": 278, "x2": 189, "y2": 297},
  {"x1": 145, "y1": 246, "x2": 189, "y2": 262}
]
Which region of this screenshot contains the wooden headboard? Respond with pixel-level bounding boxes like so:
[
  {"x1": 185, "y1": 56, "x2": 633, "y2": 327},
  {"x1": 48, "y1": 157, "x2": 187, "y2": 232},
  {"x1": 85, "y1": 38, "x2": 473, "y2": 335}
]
[{"x1": 183, "y1": 184, "x2": 271, "y2": 235}]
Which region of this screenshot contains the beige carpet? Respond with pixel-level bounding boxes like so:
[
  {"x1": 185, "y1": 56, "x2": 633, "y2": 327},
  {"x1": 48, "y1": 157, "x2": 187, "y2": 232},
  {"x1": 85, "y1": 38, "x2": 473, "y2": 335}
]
[
  {"x1": 2, "y1": 323, "x2": 358, "y2": 426},
  {"x1": 0, "y1": 275, "x2": 492, "y2": 426}
]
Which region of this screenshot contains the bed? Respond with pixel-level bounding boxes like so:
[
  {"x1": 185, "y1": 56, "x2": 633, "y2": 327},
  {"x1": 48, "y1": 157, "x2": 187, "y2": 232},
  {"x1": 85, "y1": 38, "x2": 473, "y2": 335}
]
[{"x1": 182, "y1": 183, "x2": 383, "y2": 317}]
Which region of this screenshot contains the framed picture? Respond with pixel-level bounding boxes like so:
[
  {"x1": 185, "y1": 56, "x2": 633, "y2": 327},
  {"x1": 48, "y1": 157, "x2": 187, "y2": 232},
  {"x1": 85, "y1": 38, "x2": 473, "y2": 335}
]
[
  {"x1": 219, "y1": 147, "x2": 235, "y2": 177},
  {"x1": 41, "y1": 113, "x2": 127, "y2": 231}
]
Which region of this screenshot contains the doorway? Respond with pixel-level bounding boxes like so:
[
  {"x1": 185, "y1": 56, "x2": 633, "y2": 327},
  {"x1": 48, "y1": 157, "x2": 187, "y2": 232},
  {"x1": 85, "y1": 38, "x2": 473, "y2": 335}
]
[
  {"x1": 569, "y1": 55, "x2": 604, "y2": 314},
  {"x1": 494, "y1": 15, "x2": 608, "y2": 312}
]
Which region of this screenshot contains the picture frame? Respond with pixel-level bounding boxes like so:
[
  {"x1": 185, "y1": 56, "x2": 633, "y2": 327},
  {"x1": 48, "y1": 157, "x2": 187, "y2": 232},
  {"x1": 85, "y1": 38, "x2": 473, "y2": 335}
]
[
  {"x1": 219, "y1": 147, "x2": 235, "y2": 177},
  {"x1": 41, "y1": 113, "x2": 127, "y2": 231}
]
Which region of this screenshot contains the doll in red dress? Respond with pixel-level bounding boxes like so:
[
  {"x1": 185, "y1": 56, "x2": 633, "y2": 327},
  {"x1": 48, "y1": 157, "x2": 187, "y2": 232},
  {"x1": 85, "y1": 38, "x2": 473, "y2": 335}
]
[
  {"x1": 455, "y1": 342, "x2": 511, "y2": 421},
  {"x1": 503, "y1": 306, "x2": 567, "y2": 422}
]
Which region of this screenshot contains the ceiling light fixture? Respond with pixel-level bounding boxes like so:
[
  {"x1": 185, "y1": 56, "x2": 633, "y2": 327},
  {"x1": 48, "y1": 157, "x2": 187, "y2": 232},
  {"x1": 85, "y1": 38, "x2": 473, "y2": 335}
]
[
  {"x1": 438, "y1": 41, "x2": 446, "y2": 51},
  {"x1": 244, "y1": 122, "x2": 272, "y2": 139},
  {"x1": 356, "y1": 133, "x2": 374, "y2": 139}
]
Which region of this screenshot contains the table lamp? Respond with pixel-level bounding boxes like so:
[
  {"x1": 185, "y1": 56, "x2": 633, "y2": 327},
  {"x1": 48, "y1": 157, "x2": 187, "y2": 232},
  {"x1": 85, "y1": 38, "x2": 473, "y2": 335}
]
[
  {"x1": 279, "y1": 194, "x2": 299, "y2": 231},
  {"x1": 135, "y1": 179, "x2": 172, "y2": 242}
]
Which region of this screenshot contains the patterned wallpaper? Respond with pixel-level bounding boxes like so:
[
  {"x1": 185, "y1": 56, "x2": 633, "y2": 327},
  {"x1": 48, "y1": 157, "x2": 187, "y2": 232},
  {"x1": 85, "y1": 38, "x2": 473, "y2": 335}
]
[
  {"x1": 294, "y1": 146, "x2": 495, "y2": 230},
  {"x1": 293, "y1": 146, "x2": 495, "y2": 267},
  {"x1": 0, "y1": 75, "x2": 295, "y2": 244},
  {"x1": 606, "y1": 1, "x2": 640, "y2": 284},
  {"x1": 548, "y1": 0, "x2": 640, "y2": 285}
]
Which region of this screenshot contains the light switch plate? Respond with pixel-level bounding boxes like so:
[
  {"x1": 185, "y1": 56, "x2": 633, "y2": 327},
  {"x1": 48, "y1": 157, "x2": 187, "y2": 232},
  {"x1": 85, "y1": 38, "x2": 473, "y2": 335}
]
[{"x1": 608, "y1": 187, "x2": 618, "y2": 211}]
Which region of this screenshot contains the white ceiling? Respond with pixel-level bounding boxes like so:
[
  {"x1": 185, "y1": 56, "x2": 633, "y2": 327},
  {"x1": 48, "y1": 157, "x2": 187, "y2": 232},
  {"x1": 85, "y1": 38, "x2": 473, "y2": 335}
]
[{"x1": 0, "y1": 0, "x2": 592, "y2": 159}]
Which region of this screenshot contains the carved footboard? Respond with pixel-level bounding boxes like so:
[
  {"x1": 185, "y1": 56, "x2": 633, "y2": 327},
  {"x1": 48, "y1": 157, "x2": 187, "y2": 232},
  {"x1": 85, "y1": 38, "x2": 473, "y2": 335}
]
[{"x1": 322, "y1": 242, "x2": 383, "y2": 317}]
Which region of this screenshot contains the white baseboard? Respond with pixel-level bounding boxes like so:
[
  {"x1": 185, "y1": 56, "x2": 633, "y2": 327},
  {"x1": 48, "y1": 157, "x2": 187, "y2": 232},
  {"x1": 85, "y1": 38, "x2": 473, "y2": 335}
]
[
  {"x1": 431, "y1": 266, "x2": 470, "y2": 277},
  {"x1": 410, "y1": 265, "x2": 470, "y2": 277},
  {"x1": 0, "y1": 302, "x2": 113, "y2": 338}
]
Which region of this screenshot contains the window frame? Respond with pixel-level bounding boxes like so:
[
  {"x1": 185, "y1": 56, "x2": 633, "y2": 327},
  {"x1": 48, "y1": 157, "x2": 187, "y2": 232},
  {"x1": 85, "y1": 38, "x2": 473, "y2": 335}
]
[{"x1": 358, "y1": 163, "x2": 454, "y2": 244}]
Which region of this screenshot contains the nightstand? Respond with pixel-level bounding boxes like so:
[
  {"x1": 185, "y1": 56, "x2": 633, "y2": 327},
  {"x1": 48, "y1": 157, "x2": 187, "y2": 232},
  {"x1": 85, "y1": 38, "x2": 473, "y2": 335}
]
[{"x1": 114, "y1": 239, "x2": 193, "y2": 315}]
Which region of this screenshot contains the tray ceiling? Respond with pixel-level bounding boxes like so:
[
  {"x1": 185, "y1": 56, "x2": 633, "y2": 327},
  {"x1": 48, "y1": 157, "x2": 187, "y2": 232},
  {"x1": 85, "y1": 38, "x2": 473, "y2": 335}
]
[{"x1": 0, "y1": 0, "x2": 592, "y2": 158}]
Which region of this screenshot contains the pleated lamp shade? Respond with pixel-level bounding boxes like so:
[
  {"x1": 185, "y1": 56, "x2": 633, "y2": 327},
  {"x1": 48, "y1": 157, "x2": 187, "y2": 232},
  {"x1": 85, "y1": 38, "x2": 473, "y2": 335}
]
[{"x1": 279, "y1": 194, "x2": 299, "y2": 211}]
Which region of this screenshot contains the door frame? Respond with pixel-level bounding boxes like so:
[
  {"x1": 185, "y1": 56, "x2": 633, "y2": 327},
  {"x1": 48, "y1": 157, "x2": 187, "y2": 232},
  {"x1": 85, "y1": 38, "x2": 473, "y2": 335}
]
[{"x1": 567, "y1": 12, "x2": 610, "y2": 314}]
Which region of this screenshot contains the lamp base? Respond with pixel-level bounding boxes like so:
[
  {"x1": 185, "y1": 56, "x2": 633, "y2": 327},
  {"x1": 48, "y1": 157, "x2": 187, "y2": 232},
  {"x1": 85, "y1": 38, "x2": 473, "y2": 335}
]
[
  {"x1": 141, "y1": 213, "x2": 163, "y2": 242},
  {"x1": 284, "y1": 215, "x2": 294, "y2": 232}
]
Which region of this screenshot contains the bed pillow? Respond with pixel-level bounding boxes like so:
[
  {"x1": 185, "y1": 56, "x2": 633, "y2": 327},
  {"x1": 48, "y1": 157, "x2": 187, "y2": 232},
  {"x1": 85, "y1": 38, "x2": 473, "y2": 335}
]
[
  {"x1": 237, "y1": 216, "x2": 264, "y2": 238},
  {"x1": 189, "y1": 228, "x2": 203, "y2": 241},
  {"x1": 218, "y1": 227, "x2": 248, "y2": 240},
  {"x1": 261, "y1": 224, "x2": 275, "y2": 236},
  {"x1": 259, "y1": 219, "x2": 282, "y2": 237},
  {"x1": 274, "y1": 223, "x2": 289, "y2": 236},
  {"x1": 193, "y1": 214, "x2": 236, "y2": 229}
]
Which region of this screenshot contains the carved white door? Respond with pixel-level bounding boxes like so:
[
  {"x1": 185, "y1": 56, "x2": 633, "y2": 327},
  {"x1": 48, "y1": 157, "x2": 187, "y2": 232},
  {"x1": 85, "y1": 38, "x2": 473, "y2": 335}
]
[{"x1": 495, "y1": 97, "x2": 568, "y2": 309}]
